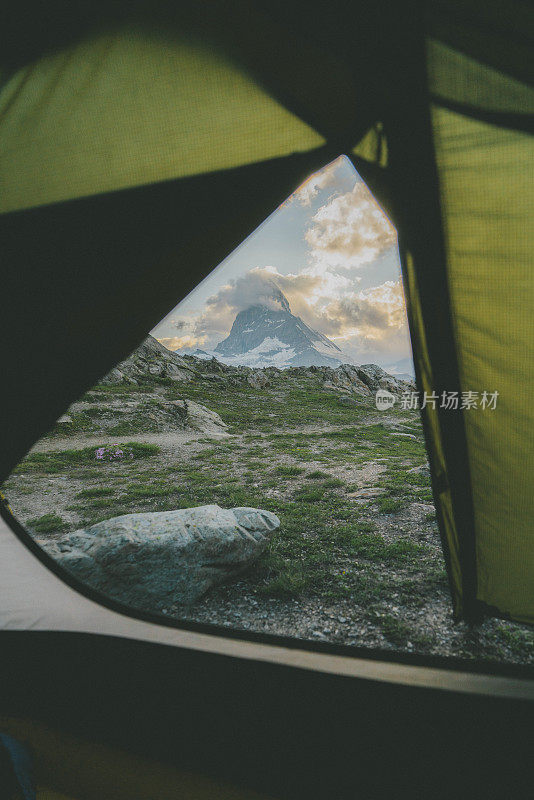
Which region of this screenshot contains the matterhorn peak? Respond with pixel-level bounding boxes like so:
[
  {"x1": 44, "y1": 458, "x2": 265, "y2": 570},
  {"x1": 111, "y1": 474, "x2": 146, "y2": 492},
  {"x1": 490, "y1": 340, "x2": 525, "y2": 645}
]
[
  {"x1": 208, "y1": 285, "x2": 354, "y2": 369},
  {"x1": 248, "y1": 279, "x2": 291, "y2": 314}
]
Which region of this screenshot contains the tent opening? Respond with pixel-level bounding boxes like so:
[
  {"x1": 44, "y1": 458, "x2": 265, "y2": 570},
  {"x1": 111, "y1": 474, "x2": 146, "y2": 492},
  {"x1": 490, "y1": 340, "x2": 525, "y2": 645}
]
[{"x1": 2, "y1": 156, "x2": 532, "y2": 665}]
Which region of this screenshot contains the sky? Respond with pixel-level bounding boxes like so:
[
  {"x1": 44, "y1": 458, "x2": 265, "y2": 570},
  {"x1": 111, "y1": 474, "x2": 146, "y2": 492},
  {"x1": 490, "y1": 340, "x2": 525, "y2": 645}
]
[{"x1": 152, "y1": 155, "x2": 413, "y2": 370}]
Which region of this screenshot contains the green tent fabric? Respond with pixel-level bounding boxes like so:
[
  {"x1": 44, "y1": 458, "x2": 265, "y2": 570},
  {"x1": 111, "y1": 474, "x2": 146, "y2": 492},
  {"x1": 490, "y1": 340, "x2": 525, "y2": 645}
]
[
  {"x1": 0, "y1": 23, "x2": 325, "y2": 213},
  {"x1": 427, "y1": 39, "x2": 534, "y2": 622},
  {"x1": 0, "y1": 0, "x2": 533, "y2": 626}
]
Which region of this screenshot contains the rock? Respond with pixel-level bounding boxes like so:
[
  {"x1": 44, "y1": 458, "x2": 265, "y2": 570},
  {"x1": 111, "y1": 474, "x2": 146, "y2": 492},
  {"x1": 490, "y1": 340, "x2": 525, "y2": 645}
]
[
  {"x1": 347, "y1": 487, "x2": 385, "y2": 500},
  {"x1": 57, "y1": 414, "x2": 72, "y2": 424},
  {"x1": 247, "y1": 371, "x2": 270, "y2": 389},
  {"x1": 338, "y1": 364, "x2": 371, "y2": 395},
  {"x1": 101, "y1": 335, "x2": 196, "y2": 385},
  {"x1": 69, "y1": 395, "x2": 227, "y2": 436},
  {"x1": 357, "y1": 364, "x2": 415, "y2": 395},
  {"x1": 322, "y1": 365, "x2": 370, "y2": 396},
  {"x1": 99, "y1": 367, "x2": 126, "y2": 385},
  {"x1": 407, "y1": 463, "x2": 430, "y2": 476},
  {"x1": 409, "y1": 502, "x2": 435, "y2": 517},
  {"x1": 42, "y1": 505, "x2": 280, "y2": 607},
  {"x1": 167, "y1": 399, "x2": 227, "y2": 434}
]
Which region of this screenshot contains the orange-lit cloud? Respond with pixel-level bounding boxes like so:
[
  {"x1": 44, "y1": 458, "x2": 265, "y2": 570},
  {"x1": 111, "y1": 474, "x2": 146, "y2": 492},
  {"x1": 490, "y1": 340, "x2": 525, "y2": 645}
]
[
  {"x1": 159, "y1": 267, "x2": 409, "y2": 364},
  {"x1": 156, "y1": 160, "x2": 407, "y2": 365},
  {"x1": 305, "y1": 180, "x2": 396, "y2": 271}
]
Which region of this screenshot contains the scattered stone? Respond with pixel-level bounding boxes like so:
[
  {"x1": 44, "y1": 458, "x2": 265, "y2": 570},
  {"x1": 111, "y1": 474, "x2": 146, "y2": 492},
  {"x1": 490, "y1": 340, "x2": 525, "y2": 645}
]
[
  {"x1": 407, "y1": 464, "x2": 431, "y2": 476},
  {"x1": 409, "y1": 502, "x2": 435, "y2": 516},
  {"x1": 247, "y1": 371, "x2": 270, "y2": 389},
  {"x1": 42, "y1": 505, "x2": 280, "y2": 607},
  {"x1": 347, "y1": 487, "x2": 385, "y2": 499}
]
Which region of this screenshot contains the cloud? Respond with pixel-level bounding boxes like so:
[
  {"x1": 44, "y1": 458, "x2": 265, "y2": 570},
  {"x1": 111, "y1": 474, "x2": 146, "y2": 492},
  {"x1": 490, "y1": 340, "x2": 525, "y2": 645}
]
[
  {"x1": 294, "y1": 279, "x2": 405, "y2": 335},
  {"x1": 156, "y1": 168, "x2": 407, "y2": 365},
  {"x1": 205, "y1": 269, "x2": 286, "y2": 313},
  {"x1": 288, "y1": 159, "x2": 342, "y2": 206},
  {"x1": 159, "y1": 263, "x2": 410, "y2": 366},
  {"x1": 327, "y1": 280, "x2": 410, "y2": 362},
  {"x1": 158, "y1": 335, "x2": 208, "y2": 351},
  {"x1": 305, "y1": 180, "x2": 396, "y2": 271}
]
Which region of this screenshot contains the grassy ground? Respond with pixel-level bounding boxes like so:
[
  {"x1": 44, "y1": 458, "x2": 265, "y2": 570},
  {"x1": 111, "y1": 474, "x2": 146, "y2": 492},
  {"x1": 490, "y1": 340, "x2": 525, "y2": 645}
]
[{"x1": 3, "y1": 366, "x2": 533, "y2": 665}]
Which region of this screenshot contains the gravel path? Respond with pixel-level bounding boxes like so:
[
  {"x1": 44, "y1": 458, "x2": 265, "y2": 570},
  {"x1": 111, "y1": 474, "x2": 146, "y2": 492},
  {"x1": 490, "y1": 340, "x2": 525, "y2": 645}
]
[{"x1": 28, "y1": 429, "x2": 231, "y2": 453}]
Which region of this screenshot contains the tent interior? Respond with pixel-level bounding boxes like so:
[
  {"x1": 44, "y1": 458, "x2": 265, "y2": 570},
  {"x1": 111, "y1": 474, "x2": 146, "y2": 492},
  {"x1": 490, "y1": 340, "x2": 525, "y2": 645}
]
[{"x1": 0, "y1": 1, "x2": 533, "y2": 797}]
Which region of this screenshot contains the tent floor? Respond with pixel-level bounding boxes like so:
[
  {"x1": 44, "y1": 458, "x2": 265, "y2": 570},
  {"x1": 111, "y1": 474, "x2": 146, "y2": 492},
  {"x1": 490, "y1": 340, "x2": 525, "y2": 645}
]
[
  {"x1": 1, "y1": 716, "x2": 268, "y2": 800},
  {"x1": 0, "y1": 631, "x2": 533, "y2": 799}
]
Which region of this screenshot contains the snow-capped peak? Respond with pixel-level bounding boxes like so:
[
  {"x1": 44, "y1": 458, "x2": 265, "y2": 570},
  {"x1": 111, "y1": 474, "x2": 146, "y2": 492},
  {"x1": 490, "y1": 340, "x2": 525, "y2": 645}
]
[{"x1": 212, "y1": 286, "x2": 354, "y2": 369}]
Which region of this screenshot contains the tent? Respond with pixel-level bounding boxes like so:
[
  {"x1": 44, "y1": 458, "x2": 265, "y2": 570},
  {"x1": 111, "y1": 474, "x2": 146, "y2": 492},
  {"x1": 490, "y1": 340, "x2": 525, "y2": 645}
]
[{"x1": 0, "y1": 1, "x2": 533, "y2": 797}]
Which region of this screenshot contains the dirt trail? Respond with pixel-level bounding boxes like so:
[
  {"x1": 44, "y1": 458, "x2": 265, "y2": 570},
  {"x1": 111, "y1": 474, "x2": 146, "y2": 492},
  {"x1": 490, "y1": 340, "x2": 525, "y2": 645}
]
[
  {"x1": 28, "y1": 430, "x2": 231, "y2": 454},
  {"x1": 27, "y1": 420, "x2": 382, "y2": 455}
]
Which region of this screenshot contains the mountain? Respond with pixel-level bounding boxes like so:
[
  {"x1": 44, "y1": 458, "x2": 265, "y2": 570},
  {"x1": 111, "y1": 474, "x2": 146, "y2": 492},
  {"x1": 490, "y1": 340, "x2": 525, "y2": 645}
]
[
  {"x1": 208, "y1": 282, "x2": 353, "y2": 369},
  {"x1": 101, "y1": 335, "x2": 196, "y2": 384},
  {"x1": 383, "y1": 357, "x2": 415, "y2": 381}
]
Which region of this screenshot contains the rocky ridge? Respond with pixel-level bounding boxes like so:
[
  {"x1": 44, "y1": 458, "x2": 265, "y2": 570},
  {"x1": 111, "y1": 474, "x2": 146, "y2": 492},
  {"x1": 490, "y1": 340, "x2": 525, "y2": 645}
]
[
  {"x1": 54, "y1": 337, "x2": 414, "y2": 440},
  {"x1": 100, "y1": 334, "x2": 415, "y2": 399},
  {"x1": 177, "y1": 350, "x2": 415, "y2": 398},
  {"x1": 101, "y1": 335, "x2": 195, "y2": 385}
]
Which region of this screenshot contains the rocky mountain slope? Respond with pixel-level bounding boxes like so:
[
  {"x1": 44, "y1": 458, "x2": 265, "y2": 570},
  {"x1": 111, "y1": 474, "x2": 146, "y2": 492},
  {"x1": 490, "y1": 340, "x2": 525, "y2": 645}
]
[
  {"x1": 101, "y1": 334, "x2": 195, "y2": 384},
  {"x1": 177, "y1": 349, "x2": 415, "y2": 398}
]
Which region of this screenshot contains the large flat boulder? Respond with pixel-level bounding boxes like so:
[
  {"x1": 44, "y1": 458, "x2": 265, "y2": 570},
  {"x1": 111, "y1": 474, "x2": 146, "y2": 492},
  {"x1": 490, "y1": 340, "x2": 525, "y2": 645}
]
[
  {"x1": 172, "y1": 399, "x2": 228, "y2": 434},
  {"x1": 41, "y1": 505, "x2": 279, "y2": 608}
]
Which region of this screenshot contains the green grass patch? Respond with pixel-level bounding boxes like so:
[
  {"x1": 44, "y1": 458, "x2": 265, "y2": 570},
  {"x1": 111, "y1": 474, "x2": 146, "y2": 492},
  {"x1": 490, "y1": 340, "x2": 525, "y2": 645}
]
[
  {"x1": 275, "y1": 465, "x2": 305, "y2": 477},
  {"x1": 321, "y1": 477, "x2": 344, "y2": 489},
  {"x1": 76, "y1": 487, "x2": 115, "y2": 499},
  {"x1": 377, "y1": 497, "x2": 408, "y2": 514},
  {"x1": 122, "y1": 484, "x2": 174, "y2": 499},
  {"x1": 377, "y1": 614, "x2": 411, "y2": 646},
  {"x1": 292, "y1": 487, "x2": 325, "y2": 503},
  {"x1": 260, "y1": 569, "x2": 311, "y2": 598},
  {"x1": 13, "y1": 442, "x2": 160, "y2": 474},
  {"x1": 26, "y1": 513, "x2": 68, "y2": 533},
  {"x1": 335, "y1": 526, "x2": 425, "y2": 563}
]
